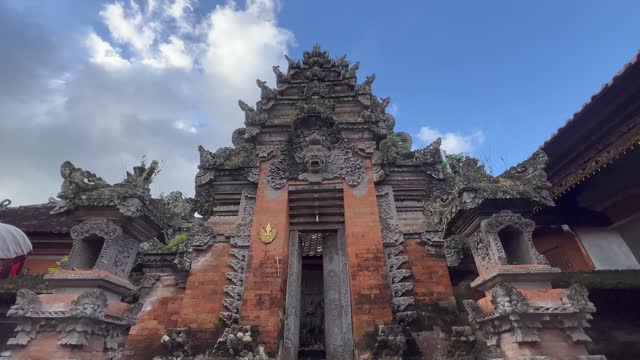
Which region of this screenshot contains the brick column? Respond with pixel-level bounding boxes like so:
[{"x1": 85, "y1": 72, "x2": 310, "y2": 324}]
[
  {"x1": 240, "y1": 161, "x2": 290, "y2": 354},
  {"x1": 343, "y1": 159, "x2": 394, "y2": 350}
]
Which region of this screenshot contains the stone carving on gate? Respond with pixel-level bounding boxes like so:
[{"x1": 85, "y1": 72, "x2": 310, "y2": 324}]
[
  {"x1": 210, "y1": 325, "x2": 268, "y2": 360},
  {"x1": 266, "y1": 117, "x2": 365, "y2": 189},
  {"x1": 373, "y1": 325, "x2": 406, "y2": 360},
  {"x1": 377, "y1": 186, "x2": 417, "y2": 324},
  {"x1": 220, "y1": 190, "x2": 256, "y2": 326}
]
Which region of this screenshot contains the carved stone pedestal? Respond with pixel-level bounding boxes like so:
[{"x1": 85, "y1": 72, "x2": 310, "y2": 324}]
[
  {"x1": 462, "y1": 212, "x2": 606, "y2": 360},
  {"x1": 5, "y1": 285, "x2": 138, "y2": 360}
]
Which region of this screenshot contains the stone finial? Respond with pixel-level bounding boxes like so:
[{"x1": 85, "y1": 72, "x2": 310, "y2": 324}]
[
  {"x1": 0, "y1": 198, "x2": 11, "y2": 210},
  {"x1": 57, "y1": 161, "x2": 110, "y2": 199}
]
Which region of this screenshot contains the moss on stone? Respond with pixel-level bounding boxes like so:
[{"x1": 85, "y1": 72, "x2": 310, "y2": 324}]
[
  {"x1": 0, "y1": 274, "x2": 48, "y2": 294},
  {"x1": 379, "y1": 133, "x2": 404, "y2": 163}
]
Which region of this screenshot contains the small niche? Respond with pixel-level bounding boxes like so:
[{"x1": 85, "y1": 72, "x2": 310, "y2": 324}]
[
  {"x1": 498, "y1": 226, "x2": 534, "y2": 265},
  {"x1": 75, "y1": 235, "x2": 105, "y2": 269}
]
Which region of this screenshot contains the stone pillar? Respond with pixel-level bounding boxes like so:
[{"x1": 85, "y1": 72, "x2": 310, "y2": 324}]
[
  {"x1": 240, "y1": 161, "x2": 290, "y2": 354},
  {"x1": 323, "y1": 230, "x2": 355, "y2": 359},
  {"x1": 282, "y1": 231, "x2": 301, "y2": 360},
  {"x1": 463, "y1": 211, "x2": 607, "y2": 360},
  {"x1": 343, "y1": 159, "x2": 394, "y2": 353}
]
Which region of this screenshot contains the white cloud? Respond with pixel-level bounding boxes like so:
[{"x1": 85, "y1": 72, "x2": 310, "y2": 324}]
[
  {"x1": 0, "y1": 0, "x2": 294, "y2": 205},
  {"x1": 86, "y1": 32, "x2": 131, "y2": 69},
  {"x1": 416, "y1": 126, "x2": 485, "y2": 154},
  {"x1": 100, "y1": 1, "x2": 156, "y2": 54}
]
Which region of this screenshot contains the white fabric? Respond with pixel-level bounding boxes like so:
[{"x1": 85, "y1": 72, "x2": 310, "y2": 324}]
[{"x1": 0, "y1": 223, "x2": 33, "y2": 259}]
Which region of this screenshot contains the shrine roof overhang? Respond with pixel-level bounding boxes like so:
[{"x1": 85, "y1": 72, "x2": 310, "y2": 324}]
[
  {"x1": 539, "y1": 50, "x2": 640, "y2": 199},
  {"x1": 0, "y1": 204, "x2": 80, "y2": 235}
]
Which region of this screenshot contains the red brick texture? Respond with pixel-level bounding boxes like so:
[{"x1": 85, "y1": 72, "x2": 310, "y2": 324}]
[
  {"x1": 240, "y1": 162, "x2": 290, "y2": 354},
  {"x1": 125, "y1": 274, "x2": 185, "y2": 359},
  {"x1": 177, "y1": 242, "x2": 231, "y2": 342},
  {"x1": 343, "y1": 159, "x2": 394, "y2": 351},
  {"x1": 404, "y1": 238, "x2": 454, "y2": 306}
]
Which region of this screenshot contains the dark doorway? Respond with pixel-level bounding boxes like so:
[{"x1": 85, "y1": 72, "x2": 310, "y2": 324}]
[
  {"x1": 283, "y1": 230, "x2": 353, "y2": 360},
  {"x1": 299, "y1": 256, "x2": 325, "y2": 359}
]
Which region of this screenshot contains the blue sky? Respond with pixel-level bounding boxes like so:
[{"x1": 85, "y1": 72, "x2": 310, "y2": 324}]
[{"x1": 1, "y1": 0, "x2": 639, "y2": 204}]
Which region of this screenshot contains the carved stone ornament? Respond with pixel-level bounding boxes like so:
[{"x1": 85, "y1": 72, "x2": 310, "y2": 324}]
[
  {"x1": 564, "y1": 284, "x2": 596, "y2": 313},
  {"x1": 468, "y1": 210, "x2": 548, "y2": 273},
  {"x1": 0, "y1": 198, "x2": 11, "y2": 210},
  {"x1": 444, "y1": 236, "x2": 465, "y2": 267},
  {"x1": 373, "y1": 325, "x2": 407, "y2": 360},
  {"x1": 6, "y1": 289, "x2": 43, "y2": 346},
  {"x1": 210, "y1": 325, "x2": 268, "y2": 360},
  {"x1": 67, "y1": 219, "x2": 139, "y2": 278},
  {"x1": 57, "y1": 289, "x2": 108, "y2": 346},
  {"x1": 267, "y1": 118, "x2": 365, "y2": 189},
  {"x1": 57, "y1": 160, "x2": 110, "y2": 200},
  {"x1": 464, "y1": 281, "x2": 600, "y2": 350},
  {"x1": 422, "y1": 150, "x2": 554, "y2": 237},
  {"x1": 7, "y1": 289, "x2": 41, "y2": 318},
  {"x1": 377, "y1": 187, "x2": 417, "y2": 324},
  {"x1": 50, "y1": 160, "x2": 169, "y2": 226},
  {"x1": 491, "y1": 283, "x2": 529, "y2": 316},
  {"x1": 258, "y1": 223, "x2": 277, "y2": 244},
  {"x1": 158, "y1": 328, "x2": 192, "y2": 359},
  {"x1": 220, "y1": 191, "x2": 255, "y2": 326}
]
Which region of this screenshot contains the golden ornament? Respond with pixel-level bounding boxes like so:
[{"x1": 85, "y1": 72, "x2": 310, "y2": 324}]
[{"x1": 259, "y1": 223, "x2": 277, "y2": 244}]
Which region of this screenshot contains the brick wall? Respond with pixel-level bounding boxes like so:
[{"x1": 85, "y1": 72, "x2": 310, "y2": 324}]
[
  {"x1": 125, "y1": 274, "x2": 185, "y2": 359},
  {"x1": 240, "y1": 162, "x2": 290, "y2": 354},
  {"x1": 177, "y1": 242, "x2": 231, "y2": 343},
  {"x1": 343, "y1": 159, "x2": 394, "y2": 352},
  {"x1": 404, "y1": 238, "x2": 454, "y2": 306}
]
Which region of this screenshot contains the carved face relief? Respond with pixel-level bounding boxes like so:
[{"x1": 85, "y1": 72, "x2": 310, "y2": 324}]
[{"x1": 303, "y1": 144, "x2": 327, "y2": 174}]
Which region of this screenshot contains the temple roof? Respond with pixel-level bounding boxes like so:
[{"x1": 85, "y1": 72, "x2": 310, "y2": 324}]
[
  {"x1": 0, "y1": 204, "x2": 79, "y2": 234},
  {"x1": 540, "y1": 50, "x2": 640, "y2": 198}
]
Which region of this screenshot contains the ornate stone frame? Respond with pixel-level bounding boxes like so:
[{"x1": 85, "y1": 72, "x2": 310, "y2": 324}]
[
  {"x1": 67, "y1": 219, "x2": 139, "y2": 278},
  {"x1": 470, "y1": 211, "x2": 547, "y2": 274}
]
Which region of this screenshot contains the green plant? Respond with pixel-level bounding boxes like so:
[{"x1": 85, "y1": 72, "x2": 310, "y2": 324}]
[
  {"x1": 440, "y1": 153, "x2": 466, "y2": 174},
  {"x1": 167, "y1": 232, "x2": 189, "y2": 252},
  {"x1": 379, "y1": 133, "x2": 404, "y2": 163},
  {"x1": 48, "y1": 256, "x2": 69, "y2": 273}
]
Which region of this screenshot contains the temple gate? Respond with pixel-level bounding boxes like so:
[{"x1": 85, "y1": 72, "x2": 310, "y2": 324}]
[{"x1": 2, "y1": 45, "x2": 609, "y2": 360}]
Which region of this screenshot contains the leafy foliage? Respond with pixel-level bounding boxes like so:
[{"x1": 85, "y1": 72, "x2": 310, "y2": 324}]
[
  {"x1": 379, "y1": 133, "x2": 404, "y2": 163},
  {"x1": 167, "y1": 232, "x2": 189, "y2": 252},
  {"x1": 48, "y1": 256, "x2": 69, "y2": 273}
]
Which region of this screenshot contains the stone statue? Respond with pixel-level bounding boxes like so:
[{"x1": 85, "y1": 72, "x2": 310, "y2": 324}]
[{"x1": 58, "y1": 161, "x2": 110, "y2": 199}]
